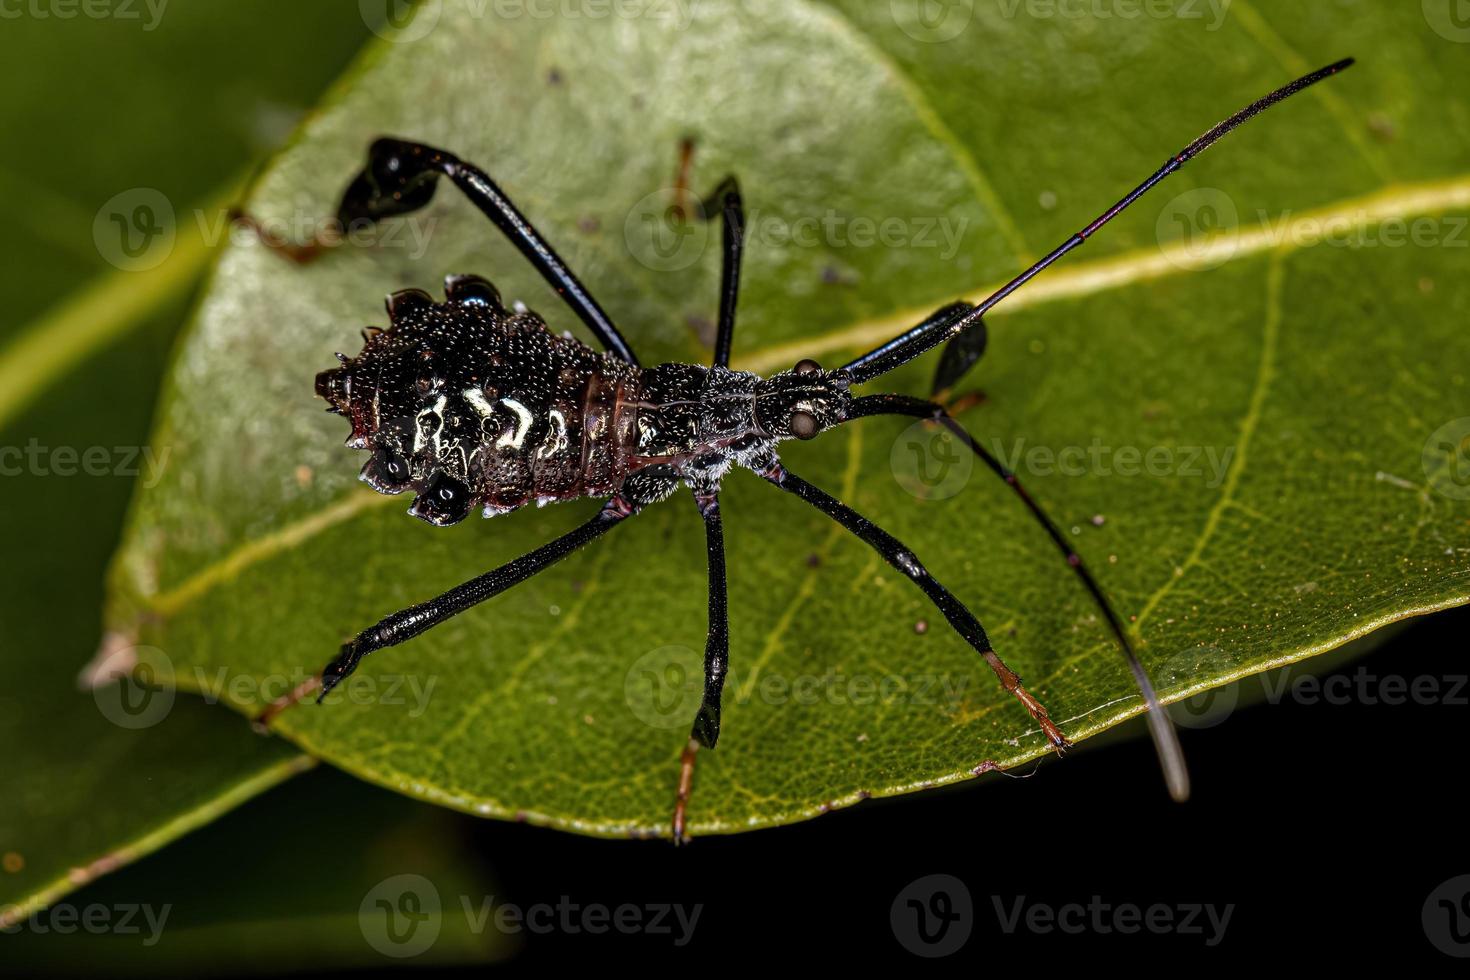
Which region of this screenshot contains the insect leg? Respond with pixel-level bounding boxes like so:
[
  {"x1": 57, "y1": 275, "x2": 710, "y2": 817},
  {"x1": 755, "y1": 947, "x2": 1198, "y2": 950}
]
[
  {"x1": 337, "y1": 138, "x2": 640, "y2": 365},
  {"x1": 755, "y1": 460, "x2": 1068, "y2": 752},
  {"x1": 671, "y1": 139, "x2": 744, "y2": 366},
  {"x1": 227, "y1": 208, "x2": 339, "y2": 264},
  {"x1": 700, "y1": 177, "x2": 744, "y2": 368},
  {"x1": 312, "y1": 496, "x2": 640, "y2": 703},
  {"x1": 844, "y1": 393, "x2": 1189, "y2": 802},
  {"x1": 672, "y1": 490, "x2": 730, "y2": 844}
]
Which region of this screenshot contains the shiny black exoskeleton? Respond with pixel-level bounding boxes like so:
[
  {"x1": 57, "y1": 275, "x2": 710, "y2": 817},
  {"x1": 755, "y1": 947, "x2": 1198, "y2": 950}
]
[
  {"x1": 316, "y1": 275, "x2": 851, "y2": 522},
  {"x1": 287, "y1": 60, "x2": 1356, "y2": 840}
]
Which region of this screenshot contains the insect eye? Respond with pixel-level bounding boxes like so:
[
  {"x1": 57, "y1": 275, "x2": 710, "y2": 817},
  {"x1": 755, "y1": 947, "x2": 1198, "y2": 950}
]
[
  {"x1": 790, "y1": 411, "x2": 819, "y2": 440},
  {"x1": 410, "y1": 470, "x2": 473, "y2": 526},
  {"x1": 360, "y1": 449, "x2": 413, "y2": 495},
  {"x1": 384, "y1": 452, "x2": 410, "y2": 483},
  {"x1": 793, "y1": 358, "x2": 822, "y2": 376}
]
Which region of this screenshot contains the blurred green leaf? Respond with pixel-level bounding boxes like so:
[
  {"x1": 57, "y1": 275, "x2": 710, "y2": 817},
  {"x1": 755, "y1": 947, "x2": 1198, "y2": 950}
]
[
  {"x1": 106, "y1": 0, "x2": 1470, "y2": 837},
  {"x1": 0, "y1": 1, "x2": 371, "y2": 923},
  {"x1": 3, "y1": 770, "x2": 512, "y2": 973}
]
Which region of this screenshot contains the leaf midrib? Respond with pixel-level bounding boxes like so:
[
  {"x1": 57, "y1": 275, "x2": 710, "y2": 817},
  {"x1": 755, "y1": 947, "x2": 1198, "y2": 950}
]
[{"x1": 114, "y1": 172, "x2": 1470, "y2": 623}]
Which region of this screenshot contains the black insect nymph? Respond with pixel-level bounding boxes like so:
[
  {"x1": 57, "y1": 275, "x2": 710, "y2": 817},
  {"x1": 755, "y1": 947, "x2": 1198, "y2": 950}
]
[
  {"x1": 315, "y1": 276, "x2": 851, "y2": 524},
  {"x1": 278, "y1": 59, "x2": 1356, "y2": 841}
]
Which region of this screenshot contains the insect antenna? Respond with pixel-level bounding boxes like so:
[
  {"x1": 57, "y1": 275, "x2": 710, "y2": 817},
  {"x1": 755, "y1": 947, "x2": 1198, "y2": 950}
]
[{"x1": 839, "y1": 58, "x2": 1355, "y2": 385}]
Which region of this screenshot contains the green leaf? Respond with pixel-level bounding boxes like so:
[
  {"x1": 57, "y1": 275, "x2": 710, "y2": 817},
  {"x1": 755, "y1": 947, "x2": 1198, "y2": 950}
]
[
  {"x1": 0, "y1": 2, "x2": 373, "y2": 922},
  {"x1": 4, "y1": 770, "x2": 512, "y2": 973},
  {"x1": 105, "y1": 0, "x2": 1470, "y2": 837}
]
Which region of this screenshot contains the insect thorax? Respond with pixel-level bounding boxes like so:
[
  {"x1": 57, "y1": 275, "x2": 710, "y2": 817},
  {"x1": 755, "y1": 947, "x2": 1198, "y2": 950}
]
[{"x1": 315, "y1": 274, "x2": 848, "y2": 526}]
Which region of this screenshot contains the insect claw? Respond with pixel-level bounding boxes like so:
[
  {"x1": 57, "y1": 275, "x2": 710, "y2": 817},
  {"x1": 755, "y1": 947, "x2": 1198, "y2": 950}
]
[
  {"x1": 691, "y1": 702, "x2": 721, "y2": 749},
  {"x1": 254, "y1": 674, "x2": 322, "y2": 730},
  {"x1": 334, "y1": 351, "x2": 350, "y2": 364},
  {"x1": 316, "y1": 645, "x2": 360, "y2": 703},
  {"x1": 671, "y1": 738, "x2": 699, "y2": 846}
]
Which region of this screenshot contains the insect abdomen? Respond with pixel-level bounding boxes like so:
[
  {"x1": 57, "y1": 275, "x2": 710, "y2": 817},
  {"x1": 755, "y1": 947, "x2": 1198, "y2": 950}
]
[{"x1": 316, "y1": 274, "x2": 644, "y2": 524}]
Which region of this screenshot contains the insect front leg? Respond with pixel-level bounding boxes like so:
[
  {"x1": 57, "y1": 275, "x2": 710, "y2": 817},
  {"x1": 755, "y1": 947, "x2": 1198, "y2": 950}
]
[
  {"x1": 254, "y1": 497, "x2": 639, "y2": 729},
  {"x1": 335, "y1": 138, "x2": 640, "y2": 365},
  {"x1": 672, "y1": 489, "x2": 730, "y2": 844},
  {"x1": 755, "y1": 459, "x2": 1069, "y2": 756}
]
